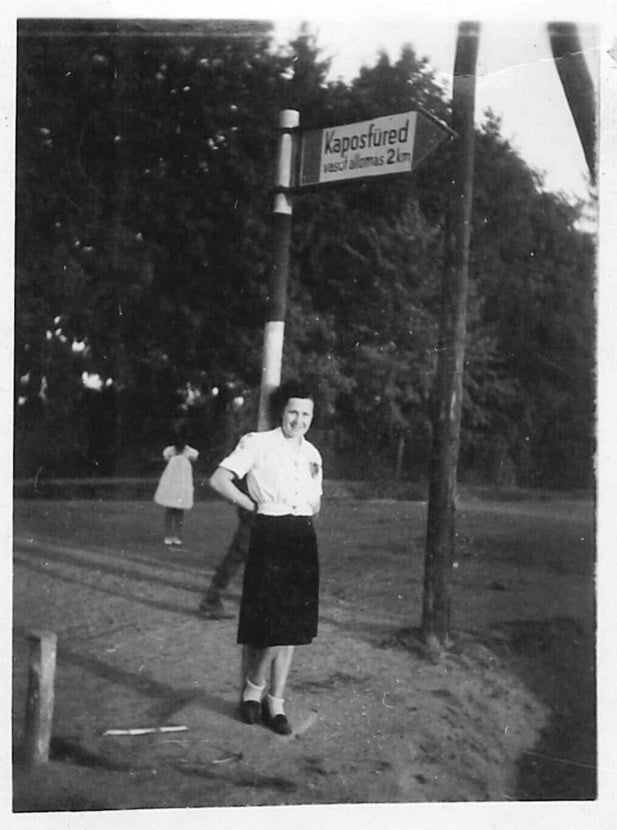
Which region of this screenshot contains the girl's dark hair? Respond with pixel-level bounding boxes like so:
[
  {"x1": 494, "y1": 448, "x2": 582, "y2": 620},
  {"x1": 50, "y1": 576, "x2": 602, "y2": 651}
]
[
  {"x1": 173, "y1": 421, "x2": 189, "y2": 453},
  {"x1": 269, "y1": 379, "x2": 317, "y2": 424}
]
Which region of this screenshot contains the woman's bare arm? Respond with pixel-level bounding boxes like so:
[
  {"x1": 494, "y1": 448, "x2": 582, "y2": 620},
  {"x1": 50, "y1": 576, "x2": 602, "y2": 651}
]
[{"x1": 208, "y1": 467, "x2": 256, "y2": 513}]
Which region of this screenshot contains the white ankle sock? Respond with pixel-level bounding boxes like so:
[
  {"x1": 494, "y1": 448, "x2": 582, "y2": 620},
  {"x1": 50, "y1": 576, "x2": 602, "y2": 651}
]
[
  {"x1": 267, "y1": 694, "x2": 285, "y2": 717},
  {"x1": 243, "y1": 677, "x2": 265, "y2": 703}
]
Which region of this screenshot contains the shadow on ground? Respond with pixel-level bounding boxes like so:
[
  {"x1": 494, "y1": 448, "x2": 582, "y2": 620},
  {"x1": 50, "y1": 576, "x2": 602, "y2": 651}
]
[{"x1": 483, "y1": 616, "x2": 596, "y2": 800}]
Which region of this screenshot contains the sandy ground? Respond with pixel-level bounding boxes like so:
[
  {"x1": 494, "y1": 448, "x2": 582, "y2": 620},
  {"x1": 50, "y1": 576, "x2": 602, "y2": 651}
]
[{"x1": 9, "y1": 488, "x2": 597, "y2": 816}]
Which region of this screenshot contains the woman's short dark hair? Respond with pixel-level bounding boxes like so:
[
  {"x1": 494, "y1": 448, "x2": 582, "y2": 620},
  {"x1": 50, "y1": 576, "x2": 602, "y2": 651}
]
[{"x1": 269, "y1": 379, "x2": 317, "y2": 424}]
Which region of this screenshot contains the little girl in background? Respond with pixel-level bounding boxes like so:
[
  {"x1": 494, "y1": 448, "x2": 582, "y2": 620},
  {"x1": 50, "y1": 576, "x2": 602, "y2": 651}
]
[{"x1": 153, "y1": 423, "x2": 199, "y2": 546}]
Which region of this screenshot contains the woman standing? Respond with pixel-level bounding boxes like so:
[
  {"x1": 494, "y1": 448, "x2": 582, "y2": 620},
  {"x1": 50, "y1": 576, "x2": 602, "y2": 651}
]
[{"x1": 208, "y1": 380, "x2": 322, "y2": 735}]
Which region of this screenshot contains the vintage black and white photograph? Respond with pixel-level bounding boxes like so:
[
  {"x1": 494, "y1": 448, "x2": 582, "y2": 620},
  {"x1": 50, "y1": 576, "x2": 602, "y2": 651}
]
[{"x1": 6, "y1": 0, "x2": 615, "y2": 826}]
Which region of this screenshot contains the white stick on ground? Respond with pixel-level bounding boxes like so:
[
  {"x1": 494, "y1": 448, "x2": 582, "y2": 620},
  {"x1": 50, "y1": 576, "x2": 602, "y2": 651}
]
[{"x1": 103, "y1": 725, "x2": 188, "y2": 736}]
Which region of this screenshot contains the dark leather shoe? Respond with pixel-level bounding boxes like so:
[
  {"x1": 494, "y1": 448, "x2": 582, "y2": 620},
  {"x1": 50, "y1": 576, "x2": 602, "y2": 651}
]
[
  {"x1": 261, "y1": 699, "x2": 292, "y2": 735},
  {"x1": 239, "y1": 700, "x2": 261, "y2": 724}
]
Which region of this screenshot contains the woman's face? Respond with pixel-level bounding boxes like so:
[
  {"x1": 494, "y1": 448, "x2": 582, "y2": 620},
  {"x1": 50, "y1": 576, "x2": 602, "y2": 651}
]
[{"x1": 281, "y1": 397, "x2": 314, "y2": 440}]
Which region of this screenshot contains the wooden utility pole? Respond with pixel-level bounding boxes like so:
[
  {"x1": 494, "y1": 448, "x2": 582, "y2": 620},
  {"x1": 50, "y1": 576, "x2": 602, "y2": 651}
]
[
  {"x1": 548, "y1": 22, "x2": 596, "y2": 184},
  {"x1": 257, "y1": 110, "x2": 299, "y2": 430},
  {"x1": 422, "y1": 22, "x2": 480, "y2": 646}
]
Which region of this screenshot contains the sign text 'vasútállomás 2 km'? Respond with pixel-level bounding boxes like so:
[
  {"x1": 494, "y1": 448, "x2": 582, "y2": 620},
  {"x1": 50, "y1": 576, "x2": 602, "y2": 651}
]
[
  {"x1": 298, "y1": 110, "x2": 450, "y2": 187},
  {"x1": 299, "y1": 112, "x2": 415, "y2": 186}
]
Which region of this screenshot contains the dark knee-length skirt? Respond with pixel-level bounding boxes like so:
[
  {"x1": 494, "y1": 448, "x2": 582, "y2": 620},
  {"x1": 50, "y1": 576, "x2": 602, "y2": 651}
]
[{"x1": 237, "y1": 515, "x2": 319, "y2": 648}]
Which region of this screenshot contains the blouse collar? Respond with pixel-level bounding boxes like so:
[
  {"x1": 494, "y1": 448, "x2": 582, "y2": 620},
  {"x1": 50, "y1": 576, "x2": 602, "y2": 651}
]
[{"x1": 275, "y1": 425, "x2": 305, "y2": 447}]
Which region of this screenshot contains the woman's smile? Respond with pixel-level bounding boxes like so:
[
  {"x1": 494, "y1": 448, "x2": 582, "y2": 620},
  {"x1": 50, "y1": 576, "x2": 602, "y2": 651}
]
[{"x1": 281, "y1": 397, "x2": 314, "y2": 439}]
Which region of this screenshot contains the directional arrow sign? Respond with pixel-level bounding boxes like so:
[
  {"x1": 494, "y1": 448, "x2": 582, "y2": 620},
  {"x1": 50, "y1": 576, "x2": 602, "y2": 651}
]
[{"x1": 298, "y1": 110, "x2": 451, "y2": 187}]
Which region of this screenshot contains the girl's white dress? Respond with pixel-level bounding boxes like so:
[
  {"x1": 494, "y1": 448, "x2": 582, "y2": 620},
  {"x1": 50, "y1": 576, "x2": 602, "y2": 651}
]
[{"x1": 154, "y1": 445, "x2": 199, "y2": 510}]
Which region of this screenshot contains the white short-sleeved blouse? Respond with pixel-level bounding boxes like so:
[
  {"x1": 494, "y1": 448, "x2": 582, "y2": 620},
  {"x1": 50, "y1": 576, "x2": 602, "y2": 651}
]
[{"x1": 219, "y1": 427, "x2": 322, "y2": 517}]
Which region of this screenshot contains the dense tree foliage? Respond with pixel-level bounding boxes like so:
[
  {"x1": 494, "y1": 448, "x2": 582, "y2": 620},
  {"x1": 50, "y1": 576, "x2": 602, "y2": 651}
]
[{"x1": 14, "y1": 20, "x2": 595, "y2": 488}]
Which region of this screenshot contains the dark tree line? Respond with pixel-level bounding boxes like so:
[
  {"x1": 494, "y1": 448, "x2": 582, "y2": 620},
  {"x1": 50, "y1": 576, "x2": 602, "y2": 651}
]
[{"x1": 14, "y1": 20, "x2": 595, "y2": 488}]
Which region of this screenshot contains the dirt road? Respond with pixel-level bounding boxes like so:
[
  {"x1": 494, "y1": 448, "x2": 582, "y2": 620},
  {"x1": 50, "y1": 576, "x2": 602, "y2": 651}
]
[{"x1": 11, "y1": 489, "x2": 596, "y2": 812}]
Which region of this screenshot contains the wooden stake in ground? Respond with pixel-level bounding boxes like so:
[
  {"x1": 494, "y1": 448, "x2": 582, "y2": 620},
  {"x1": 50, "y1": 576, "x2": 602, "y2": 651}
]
[
  {"x1": 422, "y1": 21, "x2": 480, "y2": 647},
  {"x1": 24, "y1": 630, "x2": 57, "y2": 764}
]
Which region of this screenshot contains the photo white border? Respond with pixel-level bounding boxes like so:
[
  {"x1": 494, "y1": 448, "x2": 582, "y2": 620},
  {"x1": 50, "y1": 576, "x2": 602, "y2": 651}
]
[{"x1": 2, "y1": 1, "x2": 616, "y2": 828}]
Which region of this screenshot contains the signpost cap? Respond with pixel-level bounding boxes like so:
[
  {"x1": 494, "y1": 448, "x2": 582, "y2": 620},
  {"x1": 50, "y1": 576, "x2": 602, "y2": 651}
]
[{"x1": 279, "y1": 110, "x2": 300, "y2": 129}]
